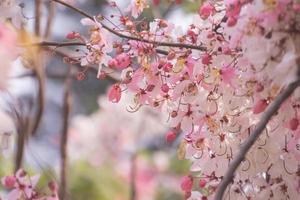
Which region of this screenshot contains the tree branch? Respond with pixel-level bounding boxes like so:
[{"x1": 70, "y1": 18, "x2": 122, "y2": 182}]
[
  {"x1": 44, "y1": 1, "x2": 56, "y2": 38},
  {"x1": 19, "y1": 41, "x2": 86, "y2": 48},
  {"x1": 59, "y1": 65, "x2": 72, "y2": 200},
  {"x1": 50, "y1": 0, "x2": 206, "y2": 51},
  {"x1": 35, "y1": 0, "x2": 42, "y2": 36},
  {"x1": 214, "y1": 78, "x2": 300, "y2": 200}
]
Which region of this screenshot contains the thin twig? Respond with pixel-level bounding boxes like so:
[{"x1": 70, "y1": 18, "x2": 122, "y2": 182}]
[
  {"x1": 214, "y1": 78, "x2": 300, "y2": 200},
  {"x1": 50, "y1": 0, "x2": 206, "y2": 51},
  {"x1": 59, "y1": 65, "x2": 72, "y2": 200},
  {"x1": 19, "y1": 41, "x2": 86, "y2": 47}
]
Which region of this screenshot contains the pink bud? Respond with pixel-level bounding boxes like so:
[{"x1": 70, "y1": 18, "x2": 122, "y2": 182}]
[
  {"x1": 77, "y1": 72, "x2": 86, "y2": 81},
  {"x1": 198, "y1": 3, "x2": 215, "y2": 20},
  {"x1": 152, "y1": 0, "x2": 160, "y2": 6},
  {"x1": 201, "y1": 53, "x2": 212, "y2": 65},
  {"x1": 253, "y1": 99, "x2": 268, "y2": 114},
  {"x1": 108, "y1": 84, "x2": 122, "y2": 103},
  {"x1": 66, "y1": 32, "x2": 79, "y2": 40},
  {"x1": 161, "y1": 83, "x2": 170, "y2": 93},
  {"x1": 163, "y1": 62, "x2": 172, "y2": 72},
  {"x1": 165, "y1": 131, "x2": 176, "y2": 143},
  {"x1": 1, "y1": 176, "x2": 16, "y2": 189},
  {"x1": 180, "y1": 176, "x2": 193, "y2": 192},
  {"x1": 289, "y1": 118, "x2": 299, "y2": 131},
  {"x1": 227, "y1": 17, "x2": 237, "y2": 27},
  {"x1": 48, "y1": 181, "x2": 58, "y2": 192},
  {"x1": 199, "y1": 179, "x2": 207, "y2": 188},
  {"x1": 293, "y1": 3, "x2": 300, "y2": 11}
]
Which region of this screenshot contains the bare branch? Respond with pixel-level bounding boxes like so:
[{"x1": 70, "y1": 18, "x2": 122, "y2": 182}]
[
  {"x1": 214, "y1": 78, "x2": 300, "y2": 200},
  {"x1": 44, "y1": 1, "x2": 56, "y2": 38},
  {"x1": 59, "y1": 65, "x2": 72, "y2": 200},
  {"x1": 35, "y1": 0, "x2": 42, "y2": 36},
  {"x1": 19, "y1": 41, "x2": 86, "y2": 47},
  {"x1": 50, "y1": 0, "x2": 206, "y2": 51}
]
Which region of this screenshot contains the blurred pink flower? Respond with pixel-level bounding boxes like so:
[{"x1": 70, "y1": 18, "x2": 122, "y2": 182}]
[{"x1": 108, "y1": 84, "x2": 122, "y2": 103}]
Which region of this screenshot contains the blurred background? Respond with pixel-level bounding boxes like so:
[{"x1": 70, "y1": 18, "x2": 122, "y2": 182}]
[{"x1": 0, "y1": 0, "x2": 201, "y2": 199}]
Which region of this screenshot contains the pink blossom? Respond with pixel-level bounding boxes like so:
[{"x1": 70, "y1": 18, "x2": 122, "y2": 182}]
[
  {"x1": 198, "y1": 179, "x2": 206, "y2": 188},
  {"x1": 225, "y1": 0, "x2": 241, "y2": 18},
  {"x1": 161, "y1": 83, "x2": 170, "y2": 93},
  {"x1": 220, "y1": 66, "x2": 235, "y2": 86},
  {"x1": 0, "y1": 23, "x2": 17, "y2": 54},
  {"x1": 130, "y1": 0, "x2": 148, "y2": 18},
  {"x1": 253, "y1": 99, "x2": 268, "y2": 114},
  {"x1": 165, "y1": 131, "x2": 176, "y2": 143},
  {"x1": 1, "y1": 176, "x2": 16, "y2": 189},
  {"x1": 108, "y1": 84, "x2": 122, "y2": 103},
  {"x1": 66, "y1": 31, "x2": 80, "y2": 39},
  {"x1": 293, "y1": 3, "x2": 300, "y2": 11},
  {"x1": 201, "y1": 53, "x2": 212, "y2": 65},
  {"x1": 180, "y1": 176, "x2": 193, "y2": 192},
  {"x1": 115, "y1": 53, "x2": 131, "y2": 69},
  {"x1": 198, "y1": 3, "x2": 215, "y2": 20}
]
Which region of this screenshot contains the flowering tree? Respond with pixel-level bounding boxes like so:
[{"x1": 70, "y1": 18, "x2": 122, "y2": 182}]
[{"x1": 1, "y1": 0, "x2": 300, "y2": 199}]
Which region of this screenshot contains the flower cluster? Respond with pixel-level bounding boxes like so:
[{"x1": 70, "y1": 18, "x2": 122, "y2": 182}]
[
  {"x1": 64, "y1": 0, "x2": 300, "y2": 199},
  {"x1": 1, "y1": 169, "x2": 58, "y2": 200}
]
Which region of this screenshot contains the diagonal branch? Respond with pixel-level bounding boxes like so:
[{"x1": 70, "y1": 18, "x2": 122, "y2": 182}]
[
  {"x1": 50, "y1": 0, "x2": 206, "y2": 51},
  {"x1": 214, "y1": 78, "x2": 300, "y2": 200}
]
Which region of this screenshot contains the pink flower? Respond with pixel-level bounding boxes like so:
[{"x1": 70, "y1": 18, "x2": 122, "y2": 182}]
[
  {"x1": 66, "y1": 31, "x2": 80, "y2": 39},
  {"x1": 1, "y1": 176, "x2": 16, "y2": 189},
  {"x1": 293, "y1": 3, "x2": 300, "y2": 11},
  {"x1": 220, "y1": 66, "x2": 235, "y2": 86},
  {"x1": 108, "y1": 84, "x2": 122, "y2": 103},
  {"x1": 225, "y1": 0, "x2": 241, "y2": 18},
  {"x1": 201, "y1": 53, "x2": 212, "y2": 65},
  {"x1": 165, "y1": 131, "x2": 176, "y2": 143},
  {"x1": 161, "y1": 83, "x2": 170, "y2": 93},
  {"x1": 115, "y1": 53, "x2": 131, "y2": 69},
  {"x1": 198, "y1": 179, "x2": 207, "y2": 188},
  {"x1": 198, "y1": 3, "x2": 215, "y2": 20},
  {"x1": 130, "y1": 0, "x2": 148, "y2": 18},
  {"x1": 253, "y1": 99, "x2": 268, "y2": 114},
  {"x1": 0, "y1": 23, "x2": 17, "y2": 54},
  {"x1": 180, "y1": 176, "x2": 193, "y2": 192}
]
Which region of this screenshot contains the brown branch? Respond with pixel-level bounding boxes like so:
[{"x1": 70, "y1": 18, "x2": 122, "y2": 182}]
[
  {"x1": 44, "y1": 1, "x2": 56, "y2": 38},
  {"x1": 30, "y1": 69, "x2": 45, "y2": 136},
  {"x1": 214, "y1": 78, "x2": 300, "y2": 200},
  {"x1": 35, "y1": 0, "x2": 42, "y2": 36},
  {"x1": 50, "y1": 0, "x2": 206, "y2": 51},
  {"x1": 59, "y1": 65, "x2": 72, "y2": 200},
  {"x1": 19, "y1": 41, "x2": 86, "y2": 48}
]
